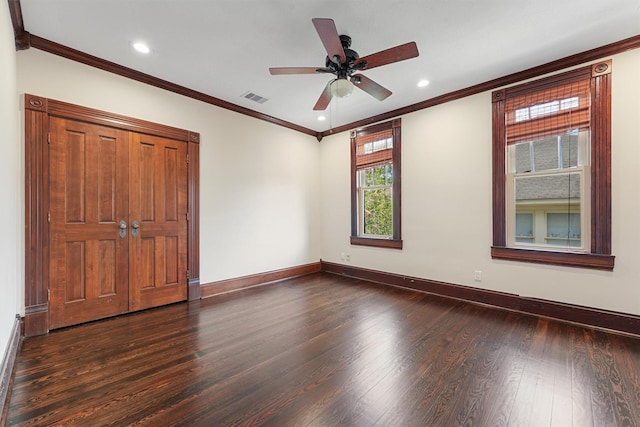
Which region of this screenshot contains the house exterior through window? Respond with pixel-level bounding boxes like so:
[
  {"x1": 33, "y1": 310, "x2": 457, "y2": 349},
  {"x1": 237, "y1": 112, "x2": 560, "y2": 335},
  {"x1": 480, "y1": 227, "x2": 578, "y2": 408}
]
[{"x1": 509, "y1": 130, "x2": 590, "y2": 250}]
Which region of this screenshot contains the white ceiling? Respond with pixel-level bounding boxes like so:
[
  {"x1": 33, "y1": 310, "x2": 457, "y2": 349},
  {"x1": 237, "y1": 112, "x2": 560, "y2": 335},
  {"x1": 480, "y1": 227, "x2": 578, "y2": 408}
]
[{"x1": 19, "y1": 0, "x2": 640, "y2": 133}]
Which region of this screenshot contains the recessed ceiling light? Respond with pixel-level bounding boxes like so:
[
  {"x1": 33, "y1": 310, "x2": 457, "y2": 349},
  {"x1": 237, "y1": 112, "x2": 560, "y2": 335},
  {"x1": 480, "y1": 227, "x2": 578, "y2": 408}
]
[
  {"x1": 317, "y1": 115, "x2": 326, "y2": 121},
  {"x1": 131, "y1": 41, "x2": 150, "y2": 54},
  {"x1": 417, "y1": 79, "x2": 430, "y2": 88}
]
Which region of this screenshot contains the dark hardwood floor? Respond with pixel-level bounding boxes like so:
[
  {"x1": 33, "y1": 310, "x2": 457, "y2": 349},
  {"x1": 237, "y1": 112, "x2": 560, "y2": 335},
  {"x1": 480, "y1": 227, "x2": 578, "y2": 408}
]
[{"x1": 5, "y1": 273, "x2": 640, "y2": 426}]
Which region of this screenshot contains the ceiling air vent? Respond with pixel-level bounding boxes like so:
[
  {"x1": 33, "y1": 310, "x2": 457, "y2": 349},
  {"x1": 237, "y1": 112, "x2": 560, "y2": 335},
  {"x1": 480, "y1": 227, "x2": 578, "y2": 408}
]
[{"x1": 241, "y1": 91, "x2": 269, "y2": 104}]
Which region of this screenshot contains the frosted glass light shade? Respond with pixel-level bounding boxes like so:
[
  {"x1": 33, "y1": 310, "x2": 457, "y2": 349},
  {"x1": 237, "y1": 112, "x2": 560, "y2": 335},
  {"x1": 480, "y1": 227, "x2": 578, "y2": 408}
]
[{"x1": 331, "y1": 78, "x2": 354, "y2": 98}]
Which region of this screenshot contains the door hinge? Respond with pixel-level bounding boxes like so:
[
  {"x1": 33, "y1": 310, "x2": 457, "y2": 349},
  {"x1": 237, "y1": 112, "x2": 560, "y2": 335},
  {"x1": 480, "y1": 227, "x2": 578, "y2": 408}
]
[
  {"x1": 186, "y1": 154, "x2": 189, "y2": 164},
  {"x1": 47, "y1": 289, "x2": 50, "y2": 301},
  {"x1": 47, "y1": 211, "x2": 51, "y2": 223},
  {"x1": 186, "y1": 212, "x2": 189, "y2": 221},
  {"x1": 186, "y1": 269, "x2": 190, "y2": 279},
  {"x1": 47, "y1": 132, "x2": 51, "y2": 144}
]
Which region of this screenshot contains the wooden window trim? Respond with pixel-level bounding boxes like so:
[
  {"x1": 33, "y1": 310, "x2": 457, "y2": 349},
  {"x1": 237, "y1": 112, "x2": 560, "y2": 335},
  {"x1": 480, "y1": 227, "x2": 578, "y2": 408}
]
[
  {"x1": 350, "y1": 236, "x2": 403, "y2": 249},
  {"x1": 350, "y1": 119, "x2": 402, "y2": 249},
  {"x1": 491, "y1": 62, "x2": 614, "y2": 270}
]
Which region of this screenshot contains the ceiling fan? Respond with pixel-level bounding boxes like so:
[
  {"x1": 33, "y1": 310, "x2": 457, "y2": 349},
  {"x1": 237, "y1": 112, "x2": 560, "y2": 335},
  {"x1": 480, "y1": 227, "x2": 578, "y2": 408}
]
[{"x1": 269, "y1": 18, "x2": 419, "y2": 110}]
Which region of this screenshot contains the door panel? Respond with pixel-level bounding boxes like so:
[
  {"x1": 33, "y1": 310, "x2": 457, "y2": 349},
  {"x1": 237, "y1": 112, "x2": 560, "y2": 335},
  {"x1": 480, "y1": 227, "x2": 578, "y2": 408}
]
[
  {"x1": 49, "y1": 118, "x2": 130, "y2": 329},
  {"x1": 98, "y1": 240, "x2": 117, "y2": 294},
  {"x1": 129, "y1": 133, "x2": 188, "y2": 311},
  {"x1": 49, "y1": 120, "x2": 188, "y2": 328}
]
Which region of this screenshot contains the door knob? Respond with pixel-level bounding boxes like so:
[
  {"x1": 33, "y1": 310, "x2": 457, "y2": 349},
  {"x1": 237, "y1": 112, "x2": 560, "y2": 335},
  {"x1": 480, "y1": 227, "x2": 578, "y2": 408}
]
[
  {"x1": 131, "y1": 220, "x2": 140, "y2": 237},
  {"x1": 118, "y1": 220, "x2": 127, "y2": 238}
]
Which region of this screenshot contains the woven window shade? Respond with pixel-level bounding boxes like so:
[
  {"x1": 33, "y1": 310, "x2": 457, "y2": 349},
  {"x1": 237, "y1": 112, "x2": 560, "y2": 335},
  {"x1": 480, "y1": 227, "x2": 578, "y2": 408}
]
[
  {"x1": 355, "y1": 128, "x2": 393, "y2": 169},
  {"x1": 505, "y1": 78, "x2": 590, "y2": 145}
]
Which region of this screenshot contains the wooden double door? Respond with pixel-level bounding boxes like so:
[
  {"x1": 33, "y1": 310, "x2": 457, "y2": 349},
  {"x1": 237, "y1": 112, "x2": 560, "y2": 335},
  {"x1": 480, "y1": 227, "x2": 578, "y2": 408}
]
[{"x1": 49, "y1": 118, "x2": 188, "y2": 329}]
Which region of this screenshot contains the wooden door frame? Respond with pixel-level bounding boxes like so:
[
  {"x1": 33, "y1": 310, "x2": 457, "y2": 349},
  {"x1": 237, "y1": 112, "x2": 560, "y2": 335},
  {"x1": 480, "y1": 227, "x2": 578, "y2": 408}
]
[{"x1": 24, "y1": 94, "x2": 200, "y2": 337}]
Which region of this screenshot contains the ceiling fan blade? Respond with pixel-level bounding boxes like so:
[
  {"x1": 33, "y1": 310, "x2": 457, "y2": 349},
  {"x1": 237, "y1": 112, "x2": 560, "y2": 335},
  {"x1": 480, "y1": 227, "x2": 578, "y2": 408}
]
[
  {"x1": 269, "y1": 67, "x2": 331, "y2": 75},
  {"x1": 354, "y1": 42, "x2": 419, "y2": 70},
  {"x1": 313, "y1": 80, "x2": 334, "y2": 110},
  {"x1": 351, "y1": 74, "x2": 392, "y2": 101},
  {"x1": 312, "y1": 18, "x2": 346, "y2": 65}
]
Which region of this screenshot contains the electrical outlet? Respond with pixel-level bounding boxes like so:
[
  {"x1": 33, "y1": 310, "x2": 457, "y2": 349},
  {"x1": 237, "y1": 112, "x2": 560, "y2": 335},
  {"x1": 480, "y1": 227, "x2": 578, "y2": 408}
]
[
  {"x1": 340, "y1": 252, "x2": 345, "y2": 261},
  {"x1": 345, "y1": 254, "x2": 351, "y2": 262},
  {"x1": 474, "y1": 270, "x2": 482, "y2": 281}
]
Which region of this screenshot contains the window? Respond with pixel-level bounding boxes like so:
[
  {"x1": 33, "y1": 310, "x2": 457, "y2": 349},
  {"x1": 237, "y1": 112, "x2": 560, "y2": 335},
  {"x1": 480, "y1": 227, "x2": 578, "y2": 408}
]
[
  {"x1": 351, "y1": 119, "x2": 402, "y2": 249},
  {"x1": 492, "y1": 62, "x2": 614, "y2": 270}
]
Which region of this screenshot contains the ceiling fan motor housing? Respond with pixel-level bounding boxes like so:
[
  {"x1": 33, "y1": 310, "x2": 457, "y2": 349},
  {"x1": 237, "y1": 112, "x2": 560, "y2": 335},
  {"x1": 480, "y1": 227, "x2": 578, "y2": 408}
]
[{"x1": 325, "y1": 37, "x2": 360, "y2": 77}]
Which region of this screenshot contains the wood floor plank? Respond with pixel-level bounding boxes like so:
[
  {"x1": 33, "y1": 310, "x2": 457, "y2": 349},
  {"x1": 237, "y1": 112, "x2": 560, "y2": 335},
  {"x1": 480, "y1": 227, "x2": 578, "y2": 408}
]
[
  {"x1": 585, "y1": 329, "x2": 639, "y2": 426},
  {"x1": 507, "y1": 318, "x2": 550, "y2": 426},
  {"x1": 440, "y1": 307, "x2": 524, "y2": 425},
  {"x1": 263, "y1": 291, "x2": 448, "y2": 427},
  {"x1": 371, "y1": 303, "x2": 506, "y2": 426},
  {"x1": 571, "y1": 327, "x2": 597, "y2": 427},
  {"x1": 462, "y1": 311, "x2": 539, "y2": 426},
  {"x1": 609, "y1": 334, "x2": 640, "y2": 424},
  {"x1": 546, "y1": 320, "x2": 574, "y2": 427},
  {"x1": 585, "y1": 329, "x2": 619, "y2": 425},
  {"x1": 6, "y1": 272, "x2": 640, "y2": 426},
  {"x1": 316, "y1": 294, "x2": 461, "y2": 425}
]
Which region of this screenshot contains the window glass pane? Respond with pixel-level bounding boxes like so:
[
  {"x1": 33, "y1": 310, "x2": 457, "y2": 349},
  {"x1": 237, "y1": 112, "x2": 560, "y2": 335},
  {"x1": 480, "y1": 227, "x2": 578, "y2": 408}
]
[
  {"x1": 514, "y1": 171, "x2": 582, "y2": 249},
  {"x1": 372, "y1": 165, "x2": 385, "y2": 186},
  {"x1": 359, "y1": 163, "x2": 393, "y2": 187},
  {"x1": 515, "y1": 213, "x2": 534, "y2": 243},
  {"x1": 514, "y1": 142, "x2": 532, "y2": 173},
  {"x1": 547, "y1": 212, "x2": 581, "y2": 247},
  {"x1": 560, "y1": 96, "x2": 579, "y2": 110},
  {"x1": 510, "y1": 130, "x2": 588, "y2": 174},
  {"x1": 363, "y1": 188, "x2": 392, "y2": 236},
  {"x1": 514, "y1": 96, "x2": 580, "y2": 123},
  {"x1": 358, "y1": 163, "x2": 394, "y2": 237},
  {"x1": 365, "y1": 169, "x2": 373, "y2": 186},
  {"x1": 561, "y1": 133, "x2": 579, "y2": 168},
  {"x1": 530, "y1": 100, "x2": 560, "y2": 119},
  {"x1": 363, "y1": 137, "x2": 393, "y2": 155},
  {"x1": 515, "y1": 108, "x2": 530, "y2": 122},
  {"x1": 358, "y1": 168, "x2": 374, "y2": 186},
  {"x1": 532, "y1": 137, "x2": 559, "y2": 171},
  {"x1": 515, "y1": 173, "x2": 580, "y2": 202},
  {"x1": 373, "y1": 139, "x2": 386, "y2": 152}
]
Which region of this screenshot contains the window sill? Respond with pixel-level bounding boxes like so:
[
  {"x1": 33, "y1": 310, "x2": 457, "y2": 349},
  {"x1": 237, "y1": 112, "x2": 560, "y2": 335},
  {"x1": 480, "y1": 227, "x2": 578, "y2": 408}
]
[
  {"x1": 351, "y1": 236, "x2": 403, "y2": 249},
  {"x1": 491, "y1": 246, "x2": 614, "y2": 271}
]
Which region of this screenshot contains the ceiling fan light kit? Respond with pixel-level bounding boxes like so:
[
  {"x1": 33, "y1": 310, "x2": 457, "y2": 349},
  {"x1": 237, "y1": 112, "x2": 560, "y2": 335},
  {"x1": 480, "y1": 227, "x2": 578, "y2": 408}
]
[
  {"x1": 269, "y1": 18, "x2": 419, "y2": 111},
  {"x1": 331, "y1": 78, "x2": 354, "y2": 98}
]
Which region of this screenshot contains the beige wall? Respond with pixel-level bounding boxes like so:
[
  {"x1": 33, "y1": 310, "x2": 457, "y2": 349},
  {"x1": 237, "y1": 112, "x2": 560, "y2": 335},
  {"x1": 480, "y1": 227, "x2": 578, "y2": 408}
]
[
  {"x1": 0, "y1": 2, "x2": 21, "y2": 361},
  {"x1": 16, "y1": 48, "x2": 322, "y2": 286},
  {"x1": 320, "y1": 49, "x2": 640, "y2": 316}
]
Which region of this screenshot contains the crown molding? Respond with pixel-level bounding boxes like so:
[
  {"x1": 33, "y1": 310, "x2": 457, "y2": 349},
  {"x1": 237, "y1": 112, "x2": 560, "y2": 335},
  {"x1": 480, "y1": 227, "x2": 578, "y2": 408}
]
[{"x1": 26, "y1": 35, "x2": 318, "y2": 137}]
